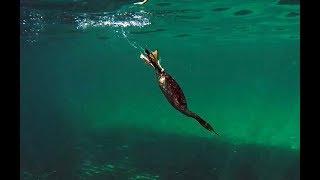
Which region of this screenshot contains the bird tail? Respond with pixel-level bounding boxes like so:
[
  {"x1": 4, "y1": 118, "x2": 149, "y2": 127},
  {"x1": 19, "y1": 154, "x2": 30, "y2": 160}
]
[{"x1": 185, "y1": 110, "x2": 219, "y2": 136}]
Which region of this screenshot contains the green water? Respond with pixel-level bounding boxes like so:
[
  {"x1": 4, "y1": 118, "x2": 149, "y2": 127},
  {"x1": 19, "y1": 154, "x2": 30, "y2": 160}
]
[{"x1": 20, "y1": 0, "x2": 300, "y2": 179}]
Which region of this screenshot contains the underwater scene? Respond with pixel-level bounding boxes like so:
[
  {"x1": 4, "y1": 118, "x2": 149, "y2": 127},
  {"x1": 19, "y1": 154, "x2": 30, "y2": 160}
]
[{"x1": 20, "y1": 0, "x2": 300, "y2": 179}]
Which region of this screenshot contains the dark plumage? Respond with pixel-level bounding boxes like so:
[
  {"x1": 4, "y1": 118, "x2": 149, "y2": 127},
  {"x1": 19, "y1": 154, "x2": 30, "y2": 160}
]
[{"x1": 139, "y1": 49, "x2": 219, "y2": 135}]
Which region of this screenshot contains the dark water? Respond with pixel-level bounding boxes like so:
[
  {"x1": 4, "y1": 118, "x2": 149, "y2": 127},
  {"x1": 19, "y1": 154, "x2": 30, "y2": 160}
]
[{"x1": 20, "y1": 0, "x2": 300, "y2": 179}]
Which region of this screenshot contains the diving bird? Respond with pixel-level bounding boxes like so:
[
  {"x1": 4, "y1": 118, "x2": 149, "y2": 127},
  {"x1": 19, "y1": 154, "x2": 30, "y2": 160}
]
[{"x1": 139, "y1": 49, "x2": 219, "y2": 135}]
